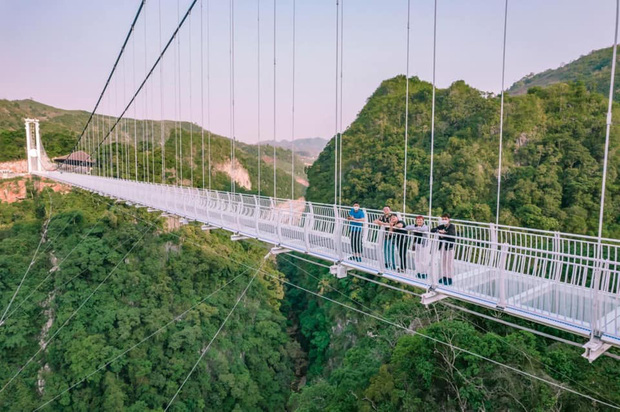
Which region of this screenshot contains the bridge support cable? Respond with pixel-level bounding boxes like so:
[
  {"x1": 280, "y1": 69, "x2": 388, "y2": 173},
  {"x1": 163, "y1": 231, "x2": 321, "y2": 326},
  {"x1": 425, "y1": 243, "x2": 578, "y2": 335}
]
[
  {"x1": 291, "y1": 0, "x2": 296, "y2": 200},
  {"x1": 63, "y1": 0, "x2": 146, "y2": 170},
  {"x1": 32, "y1": 268, "x2": 252, "y2": 412},
  {"x1": 273, "y1": 0, "x2": 277, "y2": 198},
  {"x1": 428, "y1": 0, "x2": 437, "y2": 218},
  {"x1": 178, "y1": 1, "x2": 184, "y2": 187},
  {"x1": 86, "y1": 0, "x2": 200, "y2": 176},
  {"x1": 2, "y1": 222, "x2": 145, "y2": 325},
  {"x1": 189, "y1": 8, "x2": 194, "y2": 187},
  {"x1": 133, "y1": 34, "x2": 139, "y2": 180},
  {"x1": 164, "y1": 261, "x2": 262, "y2": 411},
  {"x1": 334, "y1": 0, "x2": 340, "y2": 206},
  {"x1": 0, "y1": 201, "x2": 51, "y2": 326},
  {"x1": 114, "y1": 74, "x2": 119, "y2": 179},
  {"x1": 230, "y1": 0, "x2": 236, "y2": 194},
  {"x1": 402, "y1": 0, "x2": 411, "y2": 214},
  {"x1": 0, "y1": 228, "x2": 148, "y2": 395},
  {"x1": 200, "y1": 0, "x2": 205, "y2": 189},
  {"x1": 257, "y1": 0, "x2": 262, "y2": 196},
  {"x1": 338, "y1": 0, "x2": 343, "y2": 206},
  {"x1": 143, "y1": 11, "x2": 149, "y2": 184},
  {"x1": 591, "y1": 0, "x2": 620, "y2": 348},
  {"x1": 207, "y1": 0, "x2": 212, "y2": 190},
  {"x1": 160, "y1": 0, "x2": 165, "y2": 183},
  {"x1": 495, "y1": 0, "x2": 509, "y2": 226}
]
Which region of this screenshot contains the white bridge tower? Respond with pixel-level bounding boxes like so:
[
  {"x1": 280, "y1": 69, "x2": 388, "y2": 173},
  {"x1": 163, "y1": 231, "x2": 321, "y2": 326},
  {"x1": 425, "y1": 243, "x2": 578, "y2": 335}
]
[{"x1": 24, "y1": 118, "x2": 42, "y2": 173}]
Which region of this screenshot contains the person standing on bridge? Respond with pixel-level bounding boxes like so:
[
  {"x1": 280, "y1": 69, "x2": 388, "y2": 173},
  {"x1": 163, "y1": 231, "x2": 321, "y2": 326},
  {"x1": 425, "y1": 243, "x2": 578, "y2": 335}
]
[
  {"x1": 431, "y1": 213, "x2": 456, "y2": 286},
  {"x1": 347, "y1": 202, "x2": 365, "y2": 262},
  {"x1": 389, "y1": 214, "x2": 409, "y2": 273},
  {"x1": 374, "y1": 206, "x2": 394, "y2": 270},
  {"x1": 405, "y1": 216, "x2": 430, "y2": 279}
]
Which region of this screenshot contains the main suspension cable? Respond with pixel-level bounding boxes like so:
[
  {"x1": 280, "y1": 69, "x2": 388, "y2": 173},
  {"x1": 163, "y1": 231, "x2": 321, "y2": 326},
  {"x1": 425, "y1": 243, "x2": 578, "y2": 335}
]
[
  {"x1": 64, "y1": 0, "x2": 146, "y2": 169},
  {"x1": 86, "y1": 0, "x2": 200, "y2": 165}
]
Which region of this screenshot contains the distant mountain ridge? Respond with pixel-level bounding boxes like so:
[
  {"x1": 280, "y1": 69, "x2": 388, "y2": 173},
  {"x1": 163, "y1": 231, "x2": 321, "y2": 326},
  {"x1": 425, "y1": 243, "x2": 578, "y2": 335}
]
[
  {"x1": 508, "y1": 46, "x2": 619, "y2": 97},
  {"x1": 272, "y1": 137, "x2": 328, "y2": 164},
  {"x1": 0, "y1": 98, "x2": 307, "y2": 198}
]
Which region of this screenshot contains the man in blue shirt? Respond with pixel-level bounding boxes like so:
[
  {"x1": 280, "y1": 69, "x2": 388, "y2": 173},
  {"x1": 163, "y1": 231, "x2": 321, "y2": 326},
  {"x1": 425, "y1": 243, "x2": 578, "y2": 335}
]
[{"x1": 347, "y1": 202, "x2": 365, "y2": 262}]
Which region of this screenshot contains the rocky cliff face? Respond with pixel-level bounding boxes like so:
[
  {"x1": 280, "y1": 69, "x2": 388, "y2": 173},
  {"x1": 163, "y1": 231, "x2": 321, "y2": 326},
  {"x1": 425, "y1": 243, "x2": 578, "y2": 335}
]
[{"x1": 0, "y1": 177, "x2": 69, "y2": 203}]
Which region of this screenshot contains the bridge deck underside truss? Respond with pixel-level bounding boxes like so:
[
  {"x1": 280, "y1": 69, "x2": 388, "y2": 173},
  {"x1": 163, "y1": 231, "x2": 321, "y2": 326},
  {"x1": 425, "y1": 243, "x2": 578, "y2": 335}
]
[{"x1": 42, "y1": 172, "x2": 620, "y2": 348}]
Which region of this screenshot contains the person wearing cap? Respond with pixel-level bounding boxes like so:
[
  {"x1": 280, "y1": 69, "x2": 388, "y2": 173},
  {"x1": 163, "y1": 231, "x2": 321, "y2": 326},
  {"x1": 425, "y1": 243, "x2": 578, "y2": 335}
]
[
  {"x1": 430, "y1": 213, "x2": 456, "y2": 285},
  {"x1": 405, "y1": 215, "x2": 429, "y2": 279},
  {"x1": 347, "y1": 202, "x2": 365, "y2": 262}
]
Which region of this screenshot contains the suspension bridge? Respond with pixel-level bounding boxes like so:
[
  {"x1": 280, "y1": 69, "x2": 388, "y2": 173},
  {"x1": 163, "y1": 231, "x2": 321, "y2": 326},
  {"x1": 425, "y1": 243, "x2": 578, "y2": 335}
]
[{"x1": 16, "y1": 0, "x2": 620, "y2": 389}]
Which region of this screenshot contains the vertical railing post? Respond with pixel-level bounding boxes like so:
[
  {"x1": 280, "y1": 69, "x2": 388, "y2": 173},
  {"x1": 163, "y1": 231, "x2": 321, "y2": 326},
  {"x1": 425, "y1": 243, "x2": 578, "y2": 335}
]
[
  {"x1": 488, "y1": 223, "x2": 498, "y2": 267},
  {"x1": 591, "y1": 243, "x2": 604, "y2": 338},
  {"x1": 235, "y1": 194, "x2": 242, "y2": 232},
  {"x1": 429, "y1": 233, "x2": 438, "y2": 288},
  {"x1": 305, "y1": 203, "x2": 314, "y2": 252},
  {"x1": 377, "y1": 228, "x2": 386, "y2": 271},
  {"x1": 205, "y1": 189, "x2": 211, "y2": 222},
  {"x1": 276, "y1": 204, "x2": 283, "y2": 244},
  {"x1": 253, "y1": 195, "x2": 260, "y2": 237},
  {"x1": 552, "y1": 232, "x2": 563, "y2": 281},
  {"x1": 334, "y1": 205, "x2": 343, "y2": 261},
  {"x1": 498, "y1": 242, "x2": 509, "y2": 308}
]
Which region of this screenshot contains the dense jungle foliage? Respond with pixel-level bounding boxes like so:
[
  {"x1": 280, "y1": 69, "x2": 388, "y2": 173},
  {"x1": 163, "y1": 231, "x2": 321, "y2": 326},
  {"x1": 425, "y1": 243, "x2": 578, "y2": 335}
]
[
  {"x1": 278, "y1": 254, "x2": 620, "y2": 411},
  {"x1": 0, "y1": 181, "x2": 300, "y2": 411}
]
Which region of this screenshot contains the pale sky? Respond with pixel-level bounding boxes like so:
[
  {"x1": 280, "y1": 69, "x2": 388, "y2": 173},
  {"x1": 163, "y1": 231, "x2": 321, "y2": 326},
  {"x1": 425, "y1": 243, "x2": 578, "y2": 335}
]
[{"x1": 0, "y1": 0, "x2": 618, "y2": 144}]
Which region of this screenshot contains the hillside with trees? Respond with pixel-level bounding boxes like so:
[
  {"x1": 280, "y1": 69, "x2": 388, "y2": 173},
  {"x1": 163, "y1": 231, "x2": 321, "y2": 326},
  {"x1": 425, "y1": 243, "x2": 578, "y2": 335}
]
[
  {"x1": 0, "y1": 180, "x2": 301, "y2": 410},
  {"x1": 306, "y1": 76, "x2": 620, "y2": 238},
  {"x1": 0, "y1": 99, "x2": 307, "y2": 199},
  {"x1": 284, "y1": 72, "x2": 620, "y2": 411},
  {"x1": 508, "y1": 46, "x2": 620, "y2": 98}
]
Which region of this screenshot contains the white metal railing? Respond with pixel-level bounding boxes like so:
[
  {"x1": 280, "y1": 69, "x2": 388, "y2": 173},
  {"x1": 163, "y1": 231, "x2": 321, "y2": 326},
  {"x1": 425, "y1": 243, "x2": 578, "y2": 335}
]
[{"x1": 40, "y1": 171, "x2": 620, "y2": 346}]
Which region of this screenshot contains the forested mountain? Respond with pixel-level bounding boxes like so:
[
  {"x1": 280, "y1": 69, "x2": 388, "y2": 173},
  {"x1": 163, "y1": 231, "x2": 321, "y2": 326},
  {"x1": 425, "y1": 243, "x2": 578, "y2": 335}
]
[
  {"x1": 508, "y1": 46, "x2": 620, "y2": 98},
  {"x1": 0, "y1": 180, "x2": 300, "y2": 410},
  {"x1": 306, "y1": 76, "x2": 620, "y2": 238},
  {"x1": 284, "y1": 73, "x2": 620, "y2": 411},
  {"x1": 0, "y1": 99, "x2": 307, "y2": 199}
]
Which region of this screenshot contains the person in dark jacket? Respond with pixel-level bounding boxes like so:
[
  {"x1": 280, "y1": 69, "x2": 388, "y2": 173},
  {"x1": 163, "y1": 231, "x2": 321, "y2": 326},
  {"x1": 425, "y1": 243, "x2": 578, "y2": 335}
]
[
  {"x1": 430, "y1": 213, "x2": 456, "y2": 285},
  {"x1": 389, "y1": 214, "x2": 409, "y2": 273}
]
